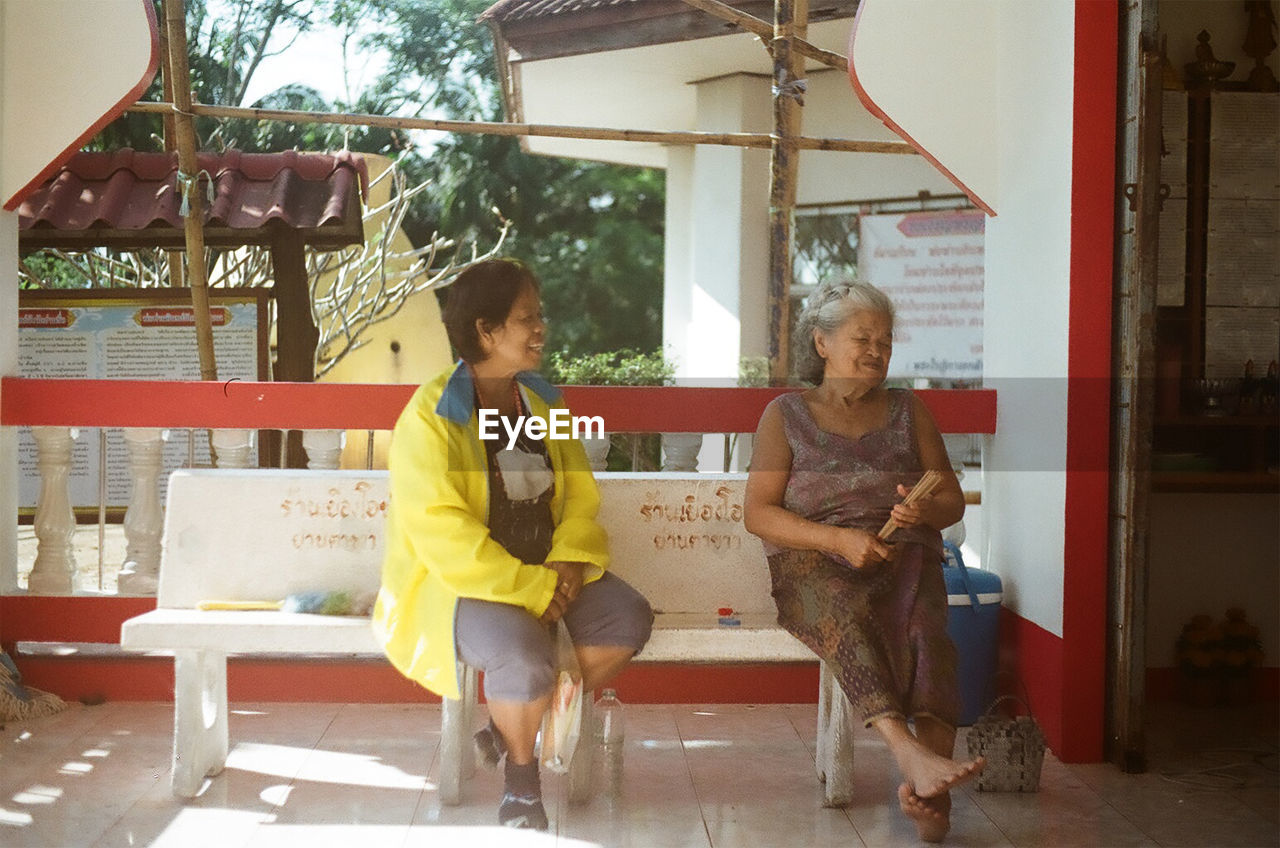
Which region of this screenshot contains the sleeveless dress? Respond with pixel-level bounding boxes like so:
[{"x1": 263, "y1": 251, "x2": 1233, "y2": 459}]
[{"x1": 765, "y1": 389, "x2": 959, "y2": 728}]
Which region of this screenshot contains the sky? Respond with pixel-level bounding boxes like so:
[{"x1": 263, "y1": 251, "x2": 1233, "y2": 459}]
[{"x1": 237, "y1": 14, "x2": 386, "y2": 108}]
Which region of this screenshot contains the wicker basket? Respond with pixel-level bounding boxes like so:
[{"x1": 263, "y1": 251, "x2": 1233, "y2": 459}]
[{"x1": 966, "y1": 695, "x2": 1046, "y2": 792}]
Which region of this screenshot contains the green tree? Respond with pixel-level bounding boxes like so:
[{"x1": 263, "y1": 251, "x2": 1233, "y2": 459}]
[{"x1": 89, "y1": 0, "x2": 665, "y2": 358}]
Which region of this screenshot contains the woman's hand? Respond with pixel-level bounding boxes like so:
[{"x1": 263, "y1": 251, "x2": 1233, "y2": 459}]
[
  {"x1": 891, "y1": 484, "x2": 941, "y2": 530},
  {"x1": 830, "y1": 527, "x2": 894, "y2": 569},
  {"x1": 540, "y1": 561, "x2": 585, "y2": 623},
  {"x1": 547, "y1": 561, "x2": 585, "y2": 600},
  {"x1": 539, "y1": 588, "x2": 569, "y2": 624}
]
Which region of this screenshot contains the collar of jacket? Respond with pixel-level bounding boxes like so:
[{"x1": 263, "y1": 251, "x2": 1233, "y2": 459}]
[{"x1": 435, "y1": 359, "x2": 563, "y2": 424}]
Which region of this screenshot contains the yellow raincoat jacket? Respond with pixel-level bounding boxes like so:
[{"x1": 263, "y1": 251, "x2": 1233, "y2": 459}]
[{"x1": 372, "y1": 362, "x2": 609, "y2": 699}]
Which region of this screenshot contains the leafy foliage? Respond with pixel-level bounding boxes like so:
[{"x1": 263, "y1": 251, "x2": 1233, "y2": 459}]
[
  {"x1": 544, "y1": 349, "x2": 674, "y2": 387},
  {"x1": 86, "y1": 0, "x2": 665, "y2": 360}
]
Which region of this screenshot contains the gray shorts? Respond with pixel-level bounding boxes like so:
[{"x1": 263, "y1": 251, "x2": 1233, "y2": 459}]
[{"x1": 454, "y1": 571, "x2": 653, "y2": 702}]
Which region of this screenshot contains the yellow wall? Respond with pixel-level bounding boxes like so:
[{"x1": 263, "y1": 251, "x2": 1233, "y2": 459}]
[{"x1": 315, "y1": 154, "x2": 453, "y2": 468}]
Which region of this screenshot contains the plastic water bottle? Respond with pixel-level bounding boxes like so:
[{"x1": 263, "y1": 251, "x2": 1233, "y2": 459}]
[{"x1": 595, "y1": 688, "x2": 625, "y2": 798}]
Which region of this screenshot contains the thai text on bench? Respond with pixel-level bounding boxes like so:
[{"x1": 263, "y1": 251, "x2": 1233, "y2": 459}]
[
  {"x1": 638, "y1": 485, "x2": 745, "y2": 553},
  {"x1": 477, "y1": 408, "x2": 604, "y2": 449},
  {"x1": 279, "y1": 480, "x2": 386, "y2": 552}
]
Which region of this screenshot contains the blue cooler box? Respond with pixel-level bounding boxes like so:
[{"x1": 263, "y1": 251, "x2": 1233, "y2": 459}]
[{"x1": 942, "y1": 543, "x2": 1002, "y2": 726}]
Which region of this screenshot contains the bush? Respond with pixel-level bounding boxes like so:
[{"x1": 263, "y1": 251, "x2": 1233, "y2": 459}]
[
  {"x1": 544, "y1": 349, "x2": 674, "y2": 470},
  {"x1": 545, "y1": 349, "x2": 674, "y2": 387}
]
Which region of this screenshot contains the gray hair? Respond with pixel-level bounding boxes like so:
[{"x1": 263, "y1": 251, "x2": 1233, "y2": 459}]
[{"x1": 792, "y1": 280, "x2": 896, "y2": 385}]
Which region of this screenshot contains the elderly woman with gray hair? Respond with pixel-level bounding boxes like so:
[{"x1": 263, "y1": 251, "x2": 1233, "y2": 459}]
[{"x1": 744, "y1": 280, "x2": 982, "y2": 842}]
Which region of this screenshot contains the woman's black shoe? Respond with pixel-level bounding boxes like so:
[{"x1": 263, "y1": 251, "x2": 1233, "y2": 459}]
[{"x1": 498, "y1": 792, "x2": 548, "y2": 830}]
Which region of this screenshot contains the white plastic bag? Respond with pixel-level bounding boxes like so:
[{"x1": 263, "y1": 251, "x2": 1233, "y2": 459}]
[{"x1": 539, "y1": 621, "x2": 583, "y2": 773}]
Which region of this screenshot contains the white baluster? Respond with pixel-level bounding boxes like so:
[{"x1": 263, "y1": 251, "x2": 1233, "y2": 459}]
[
  {"x1": 661, "y1": 432, "x2": 702, "y2": 472},
  {"x1": 211, "y1": 429, "x2": 254, "y2": 469},
  {"x1": 28, "y1": 426, "x2": 78, "y2": 594},
  {"x1": 118, "y1": 428, "x2": 167, "y2": 595},
  {"x1": 302, "y1": 429, "x2": 345, "y2": 470},
  {"x1": 581, "y1": 431, "x2": 611, "y2": 472}
]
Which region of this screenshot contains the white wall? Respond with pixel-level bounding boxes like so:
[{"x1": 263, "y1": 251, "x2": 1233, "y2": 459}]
[
  {"x1": 797, "y1": 70, "x2": 958, "y2": 205},
  {"x1": 979, "y1": 0, "x2": 1076, "y2": 637},
  {"x1": 1, "y1": 0, "x2": 154, "y2": 206},
  {"x1": 665, "y1": 74, "x2": 771, "y2": 384},
  {"x1": 848, "y1": 0, "x2": 999, "y2": 211},
  {"x1": 0, "y1": 4, "x2": 16, "y2": 592}
]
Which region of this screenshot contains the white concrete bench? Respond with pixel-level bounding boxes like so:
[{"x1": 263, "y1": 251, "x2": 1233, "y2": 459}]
[{"x1": 121, "y1": 469, "x2": 856, "y2": 805}]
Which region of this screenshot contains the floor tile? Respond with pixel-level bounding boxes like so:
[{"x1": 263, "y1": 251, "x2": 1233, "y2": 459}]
[{"x1": 0, "y1": 700, "x2": 1274, "y2": 848}]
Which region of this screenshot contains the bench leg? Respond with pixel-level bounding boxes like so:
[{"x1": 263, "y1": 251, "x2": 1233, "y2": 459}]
[
  {"x1": 439, "y1": 663, "x2": 477, "y2": 806},
  {"x1": 567, "y1": 692, "x2": 594, "y2": 805},
  {"x1": 817, "y1": 660, "x2": 856, "y2": 808},
  {"x1": 816, "y1": 660, "x2": 833, "y2": 782},
  {"x1": 172, "y1": 649, "x2": 229, "y2": 798},
  {"x1": 460, "y1": 663, "x2": 477, "y2": 780}
]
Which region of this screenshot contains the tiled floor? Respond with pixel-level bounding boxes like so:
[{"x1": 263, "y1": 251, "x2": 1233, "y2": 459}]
[{"x1": 1, "y1": 700, "x2": 1275, "y2": 848}]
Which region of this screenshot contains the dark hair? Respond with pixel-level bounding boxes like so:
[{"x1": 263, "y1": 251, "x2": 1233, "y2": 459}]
[{"x1": 442, "y1": 259, "x2": 540, "y2": 363}]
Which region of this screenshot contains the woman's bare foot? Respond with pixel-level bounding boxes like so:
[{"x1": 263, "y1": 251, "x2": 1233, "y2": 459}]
[
  {"x1": 894, "y1": 736, "x2": 984, "y2": 799},
  {"x1": 898, "y1": 783, "x2": 950, "y2": 843}
]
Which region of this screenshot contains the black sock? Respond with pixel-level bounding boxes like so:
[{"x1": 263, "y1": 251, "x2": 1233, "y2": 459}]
[{"x1": 504, "y1": 759, "x2": 541, "y2": 798}]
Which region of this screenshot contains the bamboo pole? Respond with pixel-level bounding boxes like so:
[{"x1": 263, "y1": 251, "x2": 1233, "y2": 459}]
[
  {"x1": 676, "y1": 0, "x2": 847, "y2": 71},
  {"x1": 158, "y1": 20, "x2": 186, "y2": 289},
  {"x1": 127, "y1": 100, "x2": 915, "y2": 155},
  {"x1": 162, "y1": 0, "x2": 217, "y2": 380},
  {"x1": 767, "y1": 0, "x2": 805, "y2": 384}
]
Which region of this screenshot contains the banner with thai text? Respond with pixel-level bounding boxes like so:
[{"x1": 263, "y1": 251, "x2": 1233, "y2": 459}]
[{"x1": 857, "y1": 209, "x2": 984, "y2": 380}]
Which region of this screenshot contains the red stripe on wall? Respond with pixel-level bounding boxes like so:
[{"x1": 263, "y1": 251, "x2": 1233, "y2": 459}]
[
  {"x1": 0, "y1": 378, "x2": 996, "y2": 435},
  {"x1": 999, "y1": 608, "x2": 1064, "y2": 752},
  {"x1": 0, "y1": 595, "x2": 155, "y2": 642},
  {"x1": 12, "y1": 655, "x2": 821, "y2": 707},
  {"x1": 1060, "y1": 0, "x2": 1119, "y2": 763},
  {"x1": 1, "y1": 596, "x2": 822, "y2": 705}
]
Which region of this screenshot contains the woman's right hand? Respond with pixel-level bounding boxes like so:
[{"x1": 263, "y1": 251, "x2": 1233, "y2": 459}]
[
  {"x1": 540, "y1": 585, "x2": 570, "y2": 623},
  {"x1": 829, "y1": 527, "x2": 894, "y2": 569}
]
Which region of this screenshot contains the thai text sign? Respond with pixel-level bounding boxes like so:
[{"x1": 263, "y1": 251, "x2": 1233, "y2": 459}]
[{"x1": 858, "y1": 210, "x2": 985, "y2": 380}]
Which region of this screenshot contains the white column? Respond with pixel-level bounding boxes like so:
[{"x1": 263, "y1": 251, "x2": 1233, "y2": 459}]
[
  {"x1": 661, "y1": 433, "x2": 702, "y2": 472},
  {"x1": 211, "y1": 429, "x2": 254, "y2": 469},
  {"x1": 28, "y1": 426, "x2": 77, "y2": 594},
  {"x1": 580, "y1": 432, "x2": 611, "y2": 472},
  {"x1": 302, "y1": 428, "x2": 345, "y2": 470},
  {"x1": 117, "y1": 428, "x2": 166, "y2": 595},
  {"x1": 671, "y1": 75, "x2": 772, "y2": 471},
  {"x1": 0, "y1": 206, "x2": 18, "y2": 593}
]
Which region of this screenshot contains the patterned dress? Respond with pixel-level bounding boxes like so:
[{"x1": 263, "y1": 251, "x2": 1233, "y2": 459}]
[{"x1": 763, "y1": 389, "x2": 959, "y2": 728}]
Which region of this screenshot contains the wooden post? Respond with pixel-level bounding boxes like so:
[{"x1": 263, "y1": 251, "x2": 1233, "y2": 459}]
[
  {"x1": 272, "y1": 229, "x2": 318, "y2": 467},
  {"x1": 163, "y1": 0, "x2": 216, "y2": 380},
  {"x1": 768, "y1": 0, "x2": 806, "y2": 383},
  {"x1": 158, "y1": 20, "x2": 185, "y2": 289}
]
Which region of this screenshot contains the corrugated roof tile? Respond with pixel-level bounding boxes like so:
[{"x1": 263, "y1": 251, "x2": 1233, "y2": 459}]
[{"x1": 18, "y1": 149, "x2": 368, "y2": 242}]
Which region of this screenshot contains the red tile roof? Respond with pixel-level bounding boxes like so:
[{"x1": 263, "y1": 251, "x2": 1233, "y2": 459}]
[{"x1": 18, "y1": 149, "x2": 368, "y2": 249}]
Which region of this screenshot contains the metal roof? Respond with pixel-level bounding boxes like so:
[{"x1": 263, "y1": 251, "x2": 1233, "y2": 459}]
[{"x1": 18, "y1": 149, "x2": 368, "y2": 250}]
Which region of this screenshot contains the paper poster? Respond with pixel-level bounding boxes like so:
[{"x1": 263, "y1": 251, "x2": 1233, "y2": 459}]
[
  {"x1": 1206, "y1": 198, "x2": 1280, "y2": 308},
  {"x1": 857, "y1": 210, "x2": 985, "y2": 380},
  {"x1": 17, "y1": 290, "x2": 265, "y2": 509},
  {"x1": 1204, "y1": 306, "x2": 1280, "y2": 378},
  {"x1": 1209, "y1": 92, "x2": 1280, "y2": 200},
  {"x1": 1161, "y1": 91, "x2": 1188, "y2": 198}
]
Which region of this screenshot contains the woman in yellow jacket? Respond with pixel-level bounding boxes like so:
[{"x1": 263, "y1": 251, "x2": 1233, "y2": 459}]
[{"x1": 373, "y1": 258, "x2": 652, "y2": 830}]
